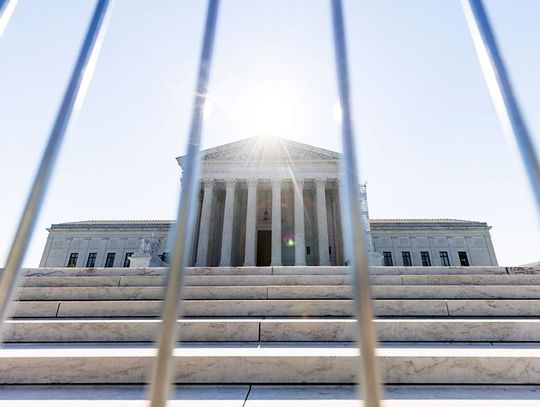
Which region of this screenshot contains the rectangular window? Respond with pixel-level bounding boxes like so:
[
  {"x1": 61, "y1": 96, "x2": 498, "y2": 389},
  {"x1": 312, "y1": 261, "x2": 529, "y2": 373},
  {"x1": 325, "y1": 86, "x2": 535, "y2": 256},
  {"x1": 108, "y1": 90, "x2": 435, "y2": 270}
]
[
  {"x1": 306, "y1": 246, "x2": 311, "y2": 255},
  {"x1": 123, "y1": 252, "x2": 133, "y2": 268},
  {"x1": 66, "y1": 253, "x2": 78, "y2": 268},
  {"x1": 440, "y1": 251, "x2": 450, "y2": 266},
  {"x1": 459, "y1": 251, "x2": 470, "y2": 266},
  {"x1": 104, "y1": 252, "x2": 115, "y2": 268},
  {"x1": 383, "y1": 251, "x2": 393, "y2": 266},
  {"x1": 421, "y1": 251, "x2": 431, "y2": 266},
  {"x1": 402, "y1": 251, "x2": 412, "y2": 267},
  {"x1": 86, "y1": 252, "x2": 97, "y2": 268}
]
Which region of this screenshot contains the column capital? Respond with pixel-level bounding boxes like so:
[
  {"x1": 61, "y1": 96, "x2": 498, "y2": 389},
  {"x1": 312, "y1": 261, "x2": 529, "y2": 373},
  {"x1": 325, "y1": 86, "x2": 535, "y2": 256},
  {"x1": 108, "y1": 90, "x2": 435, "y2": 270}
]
[
  {"x1": 247, "y1": 178, "x2": 258, "y2": 188},
  {"x1": 271, "y1": 178, "x2": 283, "y2": 188},
  {"x1": 331, "y1": 179, "x2": 340, "y2": 194},
  {"x1": 224, "y1": 179, "x2": 237, "y2": 189},
  {"x1": 295, "y1": 177, "x2": 305, "y2": 189},
  {"x1": 202, "y1": 178, "x2": 215, "y2": 189},
  {"x1": 314, "y1": 178, "x2": 327, "y2": 188}
]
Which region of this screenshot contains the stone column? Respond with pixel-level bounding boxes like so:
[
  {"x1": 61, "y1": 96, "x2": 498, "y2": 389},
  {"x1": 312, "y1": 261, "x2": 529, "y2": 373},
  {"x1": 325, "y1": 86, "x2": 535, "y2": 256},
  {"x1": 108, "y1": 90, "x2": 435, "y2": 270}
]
[
  {"x1": 294, "y1": 178, "x2": 306, "y2": 266},
  {"x1": 244, "y1": 179, "x2": 258, "y2": 266},
  {"x1": 447, "y1": 236, "x2": 458, "y2": 266},
  {"x1": 219, "y1": 179, "x2": 236, "y2": 266},
  {"x1": 428, "y1": 236, "x2": 437, "y2": 266},
  {"x1": 63, "y1": 237, "x2": 74, "y2": 267},
  {"x1": 465, "y1": 236, "x2": 474, "y2": 266},
  {"x1": 78, "y1": 237, "x2": 91, "y2": 269},
  {"x1": 484, "y1": 234, "x2": 498, "y2": 266},
  {"x1": 99, "y1": 238, "x2": 110, "y2": 267},
  {"x1": 331, "y1": 184, "x2": 343, "y2": 265},
  {"x1": 120, "y1": 237, "x2": 128, "y2": 267},
  {"x1": 391, "y1": 236, "x2": 400, "y2": 266},
  {"x1": 315, "y1": 178, "x2": 330, "y2": 266},
  {"x1": 271, "y1": 178, "x2": 282, "y2": 266},
  {"x1": 410, "y1": 236, "x2": 418, "y2": 266},
  {"x1": 195, "y1": 179, "x2": 215, "y2": 267}
]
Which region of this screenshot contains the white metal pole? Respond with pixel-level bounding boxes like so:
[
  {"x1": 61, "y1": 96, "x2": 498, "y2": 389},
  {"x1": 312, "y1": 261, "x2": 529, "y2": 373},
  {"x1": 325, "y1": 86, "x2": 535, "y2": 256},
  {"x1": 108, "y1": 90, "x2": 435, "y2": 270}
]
[
  {"x1": 462, "y1": 0, "x2": 540, "y2": 214},
  {"x1": 147, "y1": 1, "x2": 220, "y2": 406},
  {"x1": 0, "y1": 0, "x2": 18, "y2": 40},
  {"x1": 330, "y1": 1, "x2": 383, "y2": 406},
  {"x1": 0, "y1": 0, "x2": 113, "y2": 340}
]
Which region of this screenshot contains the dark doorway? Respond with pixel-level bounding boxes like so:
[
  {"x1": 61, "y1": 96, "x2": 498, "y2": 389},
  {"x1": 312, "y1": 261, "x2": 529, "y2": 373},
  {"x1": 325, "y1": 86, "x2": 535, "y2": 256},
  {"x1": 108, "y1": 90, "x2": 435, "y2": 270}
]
[{"x1": 257, "y1": 230, "x2": 272, "y2": 266}]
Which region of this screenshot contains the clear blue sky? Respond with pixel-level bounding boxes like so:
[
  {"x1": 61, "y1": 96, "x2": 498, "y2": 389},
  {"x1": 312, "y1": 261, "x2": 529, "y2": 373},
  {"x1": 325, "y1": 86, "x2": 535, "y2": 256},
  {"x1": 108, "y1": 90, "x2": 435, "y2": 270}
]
[{"x1": 0, "y1": 0, "x2": 538, "y2": 267}]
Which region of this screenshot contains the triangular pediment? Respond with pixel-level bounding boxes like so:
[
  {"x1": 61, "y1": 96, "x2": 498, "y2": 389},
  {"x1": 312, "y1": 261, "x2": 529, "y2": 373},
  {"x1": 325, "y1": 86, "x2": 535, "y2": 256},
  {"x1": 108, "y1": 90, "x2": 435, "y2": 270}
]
[{"x1": 198, "y1": 136, "x2": 340, "y2": 164}]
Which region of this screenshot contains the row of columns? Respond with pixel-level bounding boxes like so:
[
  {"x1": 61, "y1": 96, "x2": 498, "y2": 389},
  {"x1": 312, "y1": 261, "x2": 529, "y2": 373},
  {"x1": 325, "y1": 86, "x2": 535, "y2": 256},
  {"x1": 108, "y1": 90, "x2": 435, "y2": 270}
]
[{"x1": 195, "y1": 177, "x2": 333, "y2": 267}]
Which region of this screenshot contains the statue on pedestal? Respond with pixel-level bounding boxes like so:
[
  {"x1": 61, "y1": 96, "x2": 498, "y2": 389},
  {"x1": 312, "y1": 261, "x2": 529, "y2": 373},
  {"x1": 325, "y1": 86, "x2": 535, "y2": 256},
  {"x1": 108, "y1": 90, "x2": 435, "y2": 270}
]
[
  {"x1": 138, "y1": 235, "x2": 161, "y2": 256},
  {"x1": 130, "y1": 234, "x2": 164, "y2": 267}
]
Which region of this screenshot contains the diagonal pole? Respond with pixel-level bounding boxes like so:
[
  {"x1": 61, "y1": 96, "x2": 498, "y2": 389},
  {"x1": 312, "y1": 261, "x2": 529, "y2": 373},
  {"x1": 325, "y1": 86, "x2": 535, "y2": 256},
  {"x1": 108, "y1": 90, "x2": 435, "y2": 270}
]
[
  {"x1": 0, "y1": 0, "x2": 113, "y2": 339},
  {"x1": 147, "y1": 1, "x2": 220, "y2": 406},
  {"x1": 0, "y1": 0, "x2": 18, "y2": 40},
  {"x1": 330, "y1": 1, "x2": 383, "y2": 406},
  {"x1": 462, "y1": 0, "x2": 540, "y2": 214}
]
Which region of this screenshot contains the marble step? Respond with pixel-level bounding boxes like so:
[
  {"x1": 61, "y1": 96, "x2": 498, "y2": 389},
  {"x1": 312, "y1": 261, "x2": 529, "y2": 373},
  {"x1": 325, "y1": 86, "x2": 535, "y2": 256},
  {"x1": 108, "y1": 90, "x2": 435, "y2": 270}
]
[
  {"x1": 15, "y1": 285, "x2": 540, "y2": 301},
  {"x1": 0, "y1": 342, "x2": 539, "y2": 384},
  {"x1": 5, "y1": 318, "x2": 540, "y2": 343},
  {"x1": 21, "y1": 274, "x2": 540, "y2": 288},
  {"x1": 11, "y1": 299, "x2": 540, "y2": 317},
  {"x1": 20, "y1": 265, "x2": 537, "y2": 278},
  {"x1": 0, "y1": 384, "x2": 539, "y2": 406}
]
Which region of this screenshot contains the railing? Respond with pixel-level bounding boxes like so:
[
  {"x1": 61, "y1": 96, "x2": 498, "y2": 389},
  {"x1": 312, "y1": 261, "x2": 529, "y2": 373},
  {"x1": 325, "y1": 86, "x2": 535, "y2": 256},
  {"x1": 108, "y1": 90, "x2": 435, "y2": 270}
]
[{"x1": 0, "y1": 1, "x2": 537, "y2": 406}]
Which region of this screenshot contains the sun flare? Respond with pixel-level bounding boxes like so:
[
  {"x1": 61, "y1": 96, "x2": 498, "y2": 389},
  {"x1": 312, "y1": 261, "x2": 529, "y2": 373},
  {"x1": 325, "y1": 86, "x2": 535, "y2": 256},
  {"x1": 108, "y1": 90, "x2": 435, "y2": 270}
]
[{"x1": 229, "y1": 82, "x2": 303, "y2": 138}]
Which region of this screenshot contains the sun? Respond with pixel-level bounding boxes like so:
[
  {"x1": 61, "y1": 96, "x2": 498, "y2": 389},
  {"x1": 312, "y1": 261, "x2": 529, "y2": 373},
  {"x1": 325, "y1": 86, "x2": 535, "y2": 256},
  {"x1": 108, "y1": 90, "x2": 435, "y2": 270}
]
[{"x1": 229, "y1": 82, "x2": 304, "y2": 138}]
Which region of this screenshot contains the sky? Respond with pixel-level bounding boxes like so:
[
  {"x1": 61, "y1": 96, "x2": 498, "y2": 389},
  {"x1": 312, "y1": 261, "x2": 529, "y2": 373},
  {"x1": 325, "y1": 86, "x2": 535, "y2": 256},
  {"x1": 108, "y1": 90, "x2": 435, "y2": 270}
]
[{"x1": 0, "y1": 0, "x2": 538, "y2": 267}]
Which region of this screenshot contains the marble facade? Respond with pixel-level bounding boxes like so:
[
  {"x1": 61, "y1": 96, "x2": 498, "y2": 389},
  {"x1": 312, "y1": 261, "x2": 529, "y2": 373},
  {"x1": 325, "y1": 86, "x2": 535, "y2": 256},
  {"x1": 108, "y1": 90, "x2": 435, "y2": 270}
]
[{"x1": 39, "y1": 137, "x2": 498, "y2": 268}]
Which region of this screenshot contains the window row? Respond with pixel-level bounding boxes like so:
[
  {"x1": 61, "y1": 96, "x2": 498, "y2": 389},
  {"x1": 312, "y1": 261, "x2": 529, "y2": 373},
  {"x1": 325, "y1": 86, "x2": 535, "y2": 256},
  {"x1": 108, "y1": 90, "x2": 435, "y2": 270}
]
[
  {"x1": 67, "y1": 252, "x2": 134, "y2": 268},
  {"x1": 66, "y1": 251, "x2": 170, "y2": 268},
  {"x1": 382, "y1": 250, "x2": 470, "y2": 267}
]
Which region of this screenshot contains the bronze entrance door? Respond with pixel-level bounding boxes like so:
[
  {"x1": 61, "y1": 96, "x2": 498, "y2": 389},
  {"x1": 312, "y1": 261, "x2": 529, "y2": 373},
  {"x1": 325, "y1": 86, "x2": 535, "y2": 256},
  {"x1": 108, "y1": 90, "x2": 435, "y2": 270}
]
[{"x1": 256, "y1": 230, "x2": 272, "y2": 266}]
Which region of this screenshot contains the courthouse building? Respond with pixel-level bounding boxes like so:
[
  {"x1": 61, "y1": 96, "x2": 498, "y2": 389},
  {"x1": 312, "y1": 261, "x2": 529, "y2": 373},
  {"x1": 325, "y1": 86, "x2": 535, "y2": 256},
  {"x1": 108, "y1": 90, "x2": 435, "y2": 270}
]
[{"x1": 39, "y1": 137, "x2": 498, "y2": 268}]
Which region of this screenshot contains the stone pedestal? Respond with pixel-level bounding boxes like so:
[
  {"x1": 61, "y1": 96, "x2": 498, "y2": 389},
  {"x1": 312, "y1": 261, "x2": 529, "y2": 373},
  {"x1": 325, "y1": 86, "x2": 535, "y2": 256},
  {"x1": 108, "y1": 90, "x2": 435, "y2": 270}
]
[
  {"x1": 368, "y1": 252, "x2": 383, "y2": 266},
  {"x1": 128, "y1": 254, "x2": 165, "y2": 268}
]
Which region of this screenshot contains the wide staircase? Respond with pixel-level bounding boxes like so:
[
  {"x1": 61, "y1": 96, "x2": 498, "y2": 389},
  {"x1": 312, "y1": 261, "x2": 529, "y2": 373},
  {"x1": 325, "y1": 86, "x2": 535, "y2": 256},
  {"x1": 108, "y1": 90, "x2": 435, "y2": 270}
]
[{"x1": 2, "y1": 264, "x2": 540, "y2": 388}]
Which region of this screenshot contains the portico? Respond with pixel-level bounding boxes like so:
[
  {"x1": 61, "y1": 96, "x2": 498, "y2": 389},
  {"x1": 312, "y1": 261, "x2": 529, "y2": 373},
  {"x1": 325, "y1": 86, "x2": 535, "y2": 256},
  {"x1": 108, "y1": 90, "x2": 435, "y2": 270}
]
[{"x1": 179, "y1": 136, "x2": 345, "y2": 267}]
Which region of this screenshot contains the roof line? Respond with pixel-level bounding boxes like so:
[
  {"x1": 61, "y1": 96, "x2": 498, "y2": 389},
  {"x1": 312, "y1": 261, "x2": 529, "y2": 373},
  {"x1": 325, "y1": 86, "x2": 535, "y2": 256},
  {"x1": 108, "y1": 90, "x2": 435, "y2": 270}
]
[
  {"x1": 176, "y1": 135, "x2": 341, "y2": 162},
  {"x1": 51, "y1": 218, "x2": 488, "y2": 227}
]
